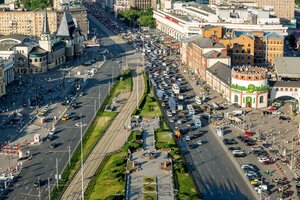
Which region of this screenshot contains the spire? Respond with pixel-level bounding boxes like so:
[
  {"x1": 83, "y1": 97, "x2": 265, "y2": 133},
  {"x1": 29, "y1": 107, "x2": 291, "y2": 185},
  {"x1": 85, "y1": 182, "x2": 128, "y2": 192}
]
[{"x1": 43, "y1": 11, "x2": 50, "y2": 35}]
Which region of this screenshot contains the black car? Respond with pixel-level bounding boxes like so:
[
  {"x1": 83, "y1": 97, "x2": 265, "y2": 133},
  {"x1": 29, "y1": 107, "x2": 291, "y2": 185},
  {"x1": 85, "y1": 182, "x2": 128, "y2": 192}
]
[
  {"x1": 73, "y1": 115, "x2": 81, "y2": 120},
  {"x1": 233, "y1": 153, "x2": 246, "y2": 157},
  {"x1": 223, "y1": 138, "x2": 237, "y2": 145},
  {"x1": 46, "y1": 135, "x2": 54, "y2": 142},
  {"x1": 228, "y1": 146, "x2": 241, "y2": 151},
  {"x1": 50, "y1": 143, "x2": 58, "y2": 148},
  {"x1": 34, "y1": 179, "x2": 41, "y2": 187}
]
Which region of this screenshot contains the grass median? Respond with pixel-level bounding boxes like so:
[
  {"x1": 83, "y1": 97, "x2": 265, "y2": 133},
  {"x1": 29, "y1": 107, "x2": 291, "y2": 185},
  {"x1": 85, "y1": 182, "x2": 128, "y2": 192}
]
[{"x1": 51, "y1": 69, "x2": 132, "y2": 199}]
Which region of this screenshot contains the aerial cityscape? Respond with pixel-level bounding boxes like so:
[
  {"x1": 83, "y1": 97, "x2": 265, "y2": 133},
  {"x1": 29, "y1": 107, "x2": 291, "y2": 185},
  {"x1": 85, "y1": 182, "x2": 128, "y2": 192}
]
[{"x1": 0, "y1": 0, "x2": 299, "y2": 199}]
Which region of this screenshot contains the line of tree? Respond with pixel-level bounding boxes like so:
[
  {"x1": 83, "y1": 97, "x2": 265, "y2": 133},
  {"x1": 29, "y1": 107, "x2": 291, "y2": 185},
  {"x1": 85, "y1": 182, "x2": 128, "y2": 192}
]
[
  {"x1": 118, "y1": 9, "x2": 155, "y2": 28},
  {"x1": 18, "y1": 0, "x2": 51, "y2": 10}
]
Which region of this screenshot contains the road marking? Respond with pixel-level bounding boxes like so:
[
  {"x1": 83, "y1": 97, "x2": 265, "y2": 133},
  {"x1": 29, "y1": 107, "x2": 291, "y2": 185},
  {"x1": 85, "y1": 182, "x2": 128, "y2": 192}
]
[{"x1": 25, "y1": 186, "x2": 29, "y2": 190}]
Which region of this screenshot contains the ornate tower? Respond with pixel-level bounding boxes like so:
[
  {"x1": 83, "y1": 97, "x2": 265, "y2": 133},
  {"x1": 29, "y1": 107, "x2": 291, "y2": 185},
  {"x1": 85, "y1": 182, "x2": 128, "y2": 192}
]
[{"x1": 39, "y1": 11, "x2": 52, "y2": 52}]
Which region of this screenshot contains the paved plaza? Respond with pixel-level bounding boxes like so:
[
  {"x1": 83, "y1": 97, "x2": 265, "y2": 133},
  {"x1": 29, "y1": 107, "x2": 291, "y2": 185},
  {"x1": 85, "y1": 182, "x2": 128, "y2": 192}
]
[{"x1": 127, "y1": 118, "x2": 175, "y2": 200}]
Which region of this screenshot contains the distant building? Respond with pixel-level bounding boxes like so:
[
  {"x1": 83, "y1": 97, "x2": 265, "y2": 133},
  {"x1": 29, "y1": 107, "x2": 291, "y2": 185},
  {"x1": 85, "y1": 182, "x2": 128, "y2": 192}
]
[
  {"x1": 129, "y1": 0, "x2": 157, "y2": 9},
  {"x1": 202, "y1": 26, "x2": 284, "y2": 66},
  {"x1": 0, "y1": 11, "x2": 84, "y2": 74},
  {"x1": 215, "y1": 0, "x2": 295, "y2": 20},
  {"x1": 185, "y1": 37, "x2": 230, "y2": 79},
  {"x1": 154, "y1": 3, "x2": 288, "y2": 40},
  {"x1": 0, "y1": 8, "x2": 88, "y2": 37}
]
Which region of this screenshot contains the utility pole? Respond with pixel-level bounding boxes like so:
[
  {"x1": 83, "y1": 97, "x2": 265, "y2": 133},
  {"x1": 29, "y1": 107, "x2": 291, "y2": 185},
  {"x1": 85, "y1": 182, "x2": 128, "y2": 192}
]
[
  {"x1": 94, "y1": 99, "x2": 97, "y2": 116},
  {"x1": 48, "y1": 178, "x2": 51, "y2": 200},
  {"x1": 99, "y1": 85, "x2": 101, "y2": 107},
  {"x1": 68, "y1": 146, "x2": 71, "y2": 168},
  {"x1": 136, "y1": 55, "x2": 139, "y2": 110},
  {"x1": 80, "y1": 113, "x2": 84, "y2": 200},
  {"x1": 56, "y1": 158, "x2": 58, "y2": 189}
]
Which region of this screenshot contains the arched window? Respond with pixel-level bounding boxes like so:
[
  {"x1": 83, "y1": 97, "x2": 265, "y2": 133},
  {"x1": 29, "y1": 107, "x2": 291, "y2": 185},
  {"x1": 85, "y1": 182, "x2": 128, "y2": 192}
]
[
  {"x1": 234, "y1": 95, "x2": 239, "y2": 103},
  {"x1": 259, "y1": 96, "x2": 264, "y2": 103}
]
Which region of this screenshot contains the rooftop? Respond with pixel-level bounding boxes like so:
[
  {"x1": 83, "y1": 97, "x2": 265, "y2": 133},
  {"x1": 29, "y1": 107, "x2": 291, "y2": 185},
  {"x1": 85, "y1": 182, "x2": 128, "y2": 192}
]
[
  {"x1": 274, "y1": 57, "x2": 300, "y2": 78},
  {"x1": 269, "y1": 81, "x2": 300, "y2": 88},
  {"x1": 207, "y1": 62, "x2": 231, "y2": 85},
  {"x1": 203, "y1": 50, "x2": 228, "y2": 58},
  {"x1": 193, "y1": 38, "x2": 224, "y2": 48}
]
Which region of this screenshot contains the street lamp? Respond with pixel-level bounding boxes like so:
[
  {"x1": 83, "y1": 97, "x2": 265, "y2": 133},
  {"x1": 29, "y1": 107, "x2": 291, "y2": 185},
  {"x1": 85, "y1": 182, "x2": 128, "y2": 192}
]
[{"x1": 76, "y1": 114, "x2": 87, "y2": 200}]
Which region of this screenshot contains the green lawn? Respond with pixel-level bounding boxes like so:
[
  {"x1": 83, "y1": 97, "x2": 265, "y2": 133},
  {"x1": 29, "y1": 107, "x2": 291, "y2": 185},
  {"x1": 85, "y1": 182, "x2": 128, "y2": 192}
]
[
  {"x1": 139, "y1": 90, "x2": 162, "y2": 118},
  {"x1": 115, "y1": 69, "x2": 132, "y2": 93},
  {"x1": 175, "y1": 172, "x2": 200, "y2": 200},
  {"x1": 88, "y1": 151, "x2": 127, "y2": 200},
  {"x1": 67, "y1": 111, "x2": 117, "y2": 180}
]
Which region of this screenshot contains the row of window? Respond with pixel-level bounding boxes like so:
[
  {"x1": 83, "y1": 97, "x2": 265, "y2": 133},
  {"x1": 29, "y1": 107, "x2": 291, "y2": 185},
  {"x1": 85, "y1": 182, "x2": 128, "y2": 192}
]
[
  {"x1": 233, "y1": 95, "x2": 265, "y2": 104},
  {"x1": 275, "y1": 87, "x2": 298, "y2": 92}
]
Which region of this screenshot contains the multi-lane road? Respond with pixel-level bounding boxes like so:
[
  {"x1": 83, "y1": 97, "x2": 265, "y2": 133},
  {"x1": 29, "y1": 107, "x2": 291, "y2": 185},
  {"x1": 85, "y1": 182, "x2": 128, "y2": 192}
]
[{"x1": 3, "y1": 14, "x2": 127, "y2": 200}]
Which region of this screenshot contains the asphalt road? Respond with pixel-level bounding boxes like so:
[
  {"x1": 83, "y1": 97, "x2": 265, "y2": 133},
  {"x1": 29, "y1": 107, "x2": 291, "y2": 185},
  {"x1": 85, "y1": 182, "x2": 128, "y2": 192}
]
[
  {"x1": 3, "y1": 14, "x2": 126, "y2": 200},
  {"x1": 145, "y1": 39, "x2": 257, "y2": 199}
]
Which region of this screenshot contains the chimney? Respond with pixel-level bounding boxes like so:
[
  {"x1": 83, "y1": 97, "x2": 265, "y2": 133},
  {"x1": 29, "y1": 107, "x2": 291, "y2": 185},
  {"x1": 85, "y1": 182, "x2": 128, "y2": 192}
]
[{"x1": 221, "y1": 49, "x2": 227, "y2": 56}]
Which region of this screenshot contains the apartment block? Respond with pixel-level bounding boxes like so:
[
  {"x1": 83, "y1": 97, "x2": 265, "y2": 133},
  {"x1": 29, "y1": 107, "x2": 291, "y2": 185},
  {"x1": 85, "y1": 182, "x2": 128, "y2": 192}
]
[
  {"x1": 215, "y1": 0, "x2": 295, "y2": 20},
  {"x1": 0, "y1": 8, "x2": 88, "y2": 37}
]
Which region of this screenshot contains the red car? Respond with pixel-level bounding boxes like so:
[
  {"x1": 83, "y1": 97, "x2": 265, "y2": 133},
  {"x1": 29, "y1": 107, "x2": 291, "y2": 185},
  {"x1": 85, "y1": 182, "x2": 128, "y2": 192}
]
[
  {"x1": 244, "y1": 131, "x2": 254, "y2": 137},
  {"x1": 268, "y1": 107, "x2": 276, "y2": 111}
]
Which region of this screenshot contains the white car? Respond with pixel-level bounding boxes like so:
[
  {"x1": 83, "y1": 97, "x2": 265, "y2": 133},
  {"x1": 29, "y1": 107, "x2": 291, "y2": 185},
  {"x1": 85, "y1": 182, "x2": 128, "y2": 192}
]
[
  {"x1": 272, "y1": 111, "x2": 281, "y2": 115},
  {"x1": 178, "y1": 95, "x2": 184, "y2": 100},
  {"x1": 255, "y1": 185, "x2": 268, "y2": 191},
  {"x1": 241, "y1": 164, "x2": 255, "y2": 170},
  {"x1": 197, "y1": 139, "x2": 203, "y2": 145},
  {"x1": 245, "y1": 171, "x2": 257, "y2": 177},
  {"x1": 258, "y1": 157, "x2": 270, "y2": 163},
  {"x1": 185, "y1": 135, "x2": 191, "y2": 141},
  {"x1": 195, "y1": 96, "x2": 202, "y2": 105},
  {"x1": 49, "y1": 128, "x2": 56, "y2": 135},
  {"x1": 167, "y1": 111, "x2": 172, "y2": 117},
  {"x1": 232, "y1": 150, "x2": 245, "y2": 154}
]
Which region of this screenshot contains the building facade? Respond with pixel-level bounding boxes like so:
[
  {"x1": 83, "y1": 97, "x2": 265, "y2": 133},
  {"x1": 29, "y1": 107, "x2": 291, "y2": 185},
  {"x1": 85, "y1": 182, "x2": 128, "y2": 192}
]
[
  {"x1": 217, "y1": 0, "x2": 295, "y2": 20},
  {"x1": 202, "y1": 26, "x2": 284, "y2": 66},
  {"x1": 0, "y1": 8, "x2": 88, "y2": 37},
  {"x1": 0, "y1": 11, "x2": 84, "y2": 74},
  {"x1": 206, "y1": 63, "x2": 268, "y2": 109},
  {"x1": 189, "y1": 37, "x2": 230, "y2": 79},
  {"x1": 129, "y1": 0, "x2": 157, "y2": 9}
]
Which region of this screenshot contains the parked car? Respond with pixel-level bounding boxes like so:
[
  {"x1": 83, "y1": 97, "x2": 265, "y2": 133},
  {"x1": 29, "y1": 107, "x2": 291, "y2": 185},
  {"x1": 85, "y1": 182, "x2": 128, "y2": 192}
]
[
  {"x1": 185, "y1": 135, "x2": 190, "y2": 141},
  {"x1": 244, "y1": 131, "x2": 254, "y2": 137}
]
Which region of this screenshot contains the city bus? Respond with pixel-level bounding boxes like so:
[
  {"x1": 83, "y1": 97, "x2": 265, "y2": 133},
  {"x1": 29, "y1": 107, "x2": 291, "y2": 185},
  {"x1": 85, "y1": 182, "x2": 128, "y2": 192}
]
[
  {"x1": 192, "y1": 115, "x2": 202, "y2": 128},
  {"x1": 172, "y1": 84, "x2": 180, "y2": 95},
  {"x1": 187, "y1": 104, "x2": 195, "y2": 115}
]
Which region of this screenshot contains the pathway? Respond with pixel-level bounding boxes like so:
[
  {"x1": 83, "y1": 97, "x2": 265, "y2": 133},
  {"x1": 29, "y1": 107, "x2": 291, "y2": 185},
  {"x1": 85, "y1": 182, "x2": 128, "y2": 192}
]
[{"x1": 127, "y1": 117, "x2": 175, "y2": 200}]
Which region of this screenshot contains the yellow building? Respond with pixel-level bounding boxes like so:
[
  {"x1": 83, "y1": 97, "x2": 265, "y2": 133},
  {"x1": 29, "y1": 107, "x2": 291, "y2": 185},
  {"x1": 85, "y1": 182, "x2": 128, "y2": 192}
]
[
  {"x1": 0, "y1": 8, "x2": 88, "y2": 37},
  {"x1": 253, "y1": 32, "x2": 284, "y2": 66},
  {"x1": 202, "y1": 26, "x2": 283, "y2": 66},
  {"x1": 220, "y1": 35, "x2": 255, "y2": 66}
]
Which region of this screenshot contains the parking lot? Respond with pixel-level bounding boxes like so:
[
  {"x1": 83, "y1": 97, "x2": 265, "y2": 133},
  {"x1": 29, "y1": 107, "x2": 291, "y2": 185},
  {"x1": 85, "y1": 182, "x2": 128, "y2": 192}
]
[{"x1": 122, "y1": 27, "x2": 300, "y2": 199}]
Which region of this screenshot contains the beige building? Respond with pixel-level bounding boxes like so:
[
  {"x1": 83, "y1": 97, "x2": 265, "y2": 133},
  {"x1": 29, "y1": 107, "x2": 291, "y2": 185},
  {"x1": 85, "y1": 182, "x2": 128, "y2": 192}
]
[
  {"x1": 129, "y1": 0, "x2": 157, "y2": 9},
  {"x1": 214, "y1": 0, "x2": 295, "y2": 20},
  {"x1": 0, "y1": 8, "x2": 88, "y2": 37}
]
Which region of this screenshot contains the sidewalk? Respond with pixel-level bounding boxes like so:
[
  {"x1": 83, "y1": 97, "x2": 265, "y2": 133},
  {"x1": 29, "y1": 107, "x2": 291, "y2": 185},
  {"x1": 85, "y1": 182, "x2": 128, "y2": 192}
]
[{"x1": 127, "y1": 117, "x2": 175, "y2": 200}]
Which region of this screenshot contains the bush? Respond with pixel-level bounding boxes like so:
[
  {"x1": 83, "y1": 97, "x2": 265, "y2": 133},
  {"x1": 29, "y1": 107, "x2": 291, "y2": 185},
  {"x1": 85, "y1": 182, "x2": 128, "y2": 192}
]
[
  {"x1": 112, "y1": 159, "x2": 126, "y2": 167},
  {"x1": 105, "y1": 195, "x2": 124, "y2": 200}
]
